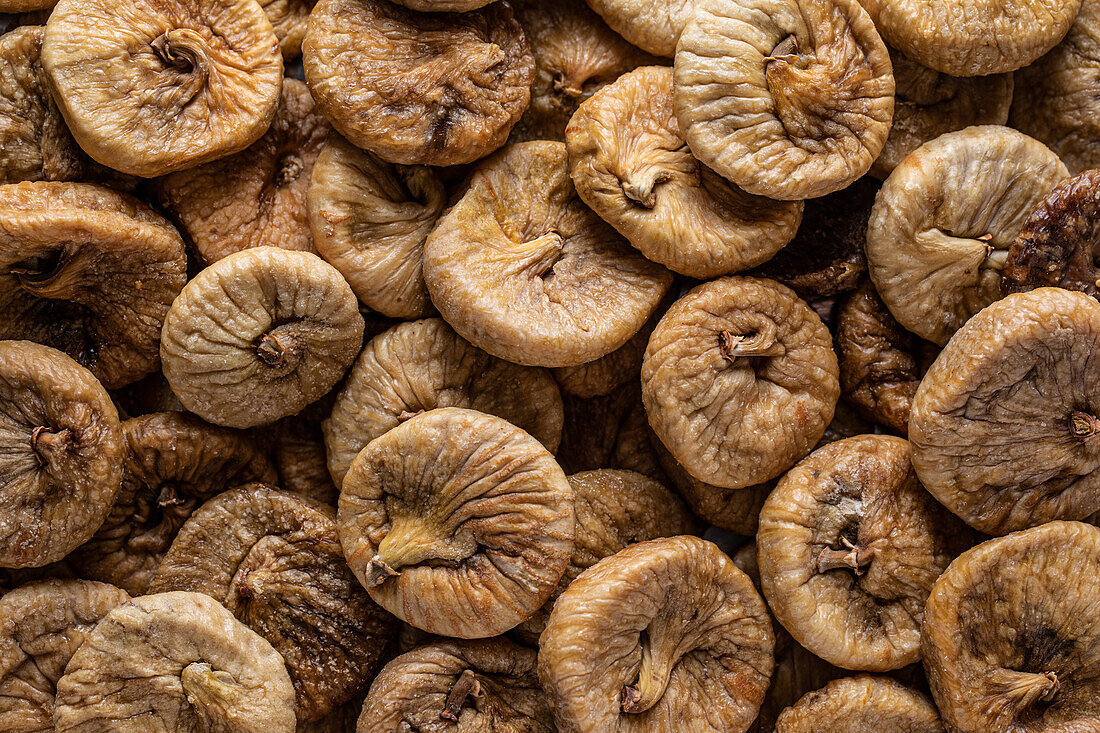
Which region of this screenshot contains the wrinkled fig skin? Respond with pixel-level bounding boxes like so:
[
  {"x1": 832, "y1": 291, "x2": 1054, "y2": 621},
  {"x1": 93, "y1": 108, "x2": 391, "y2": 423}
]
[
  {"x1": 859, "y1": 0, "x2": 1082, "y2": 76},
  {"x1": 303, "y1": 0, "x2": 533, "y2": 167},
  {"x1": 0, "y1": 341, "x2": 122, "y2": 568},
  {"x1": 260, "y1": 0, "x2": 314, "y2": 57},
  {"x1": 568, "y1": 66, "x2": 803, "y2": 278},
  {"x1": 583, "y1": 0, "x2": 699, "y2": 56},
  {"x1": 0, "y1": 561, "x2": 74, "y2": 597},
  {"x1": 866, "y1": 126, "x2": 1069, "y2": 346},
  {"x1": 910, "y1": 288, "x2": 1100, "y2": 535},
  {"x1": 388, "y1": 0, "x2": 494, "y2": 10},
  {"x1": 156, "y1": 79, "x2": 330, "y2": 265},
  {"x1": 0, "y1": 182, "x2": 188, "y2": 389},
  {"x1": 1003, "y1": 169, "x2": 1100, "y2": 300},
  {"x1": 151, "y1": 486, "x2": 398, "y2": 722},
  {"x1": 0, "y1": 1, "x2": 55, "y2": 10},
  {"x1": 775, "y1": 676, "x2": 944, "y2": 733},
  {"x1": 338, "y1": 408, "x2": 574, "y2": 639},
  {"x1": 71, "y1": 411, "x2": 277, "y2": 596},
  {"x1": 424, "y1": 141, "x2": 673, "y2": 368},
  {"x1": 323, "y1": 318, "x2": 563, "y2": 488},
  {"x1": 358, "y1": 639, "x2": 554, "y2": 733},
  {"x1": 161, "y1": 247, "x2": 364, "y2": 429},
  {"x1": 54, "y1": 591, "x2": 296, "y2": 732},
  {"x1": 270, "y1": 415, "x2": 339, "y2": 506},
  {"x1": 642, "y1": 276, "x2": 839, "y2": 490},
  {"x1": 307, "y1": 135, "x2": 444, "y2": 319},
  {"x1": 758, "y1": 435, "x2": 970, "y2": 671},
  {"x1": 922, "y1": 522, "x2": 1100, "y2": 732},
  {"x1": 673, "y1": 0, "x2": 894, "y2": 201},
  {"x1": 539, "y1": 536, "x2": 774, "y2": 733},
  {"x1": 41, "y1": 0, "x2": 283, "y2": 178}
]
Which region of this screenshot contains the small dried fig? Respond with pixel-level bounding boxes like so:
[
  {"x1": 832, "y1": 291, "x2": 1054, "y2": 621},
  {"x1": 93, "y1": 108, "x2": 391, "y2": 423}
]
[
  {"x1": 388, "y1": 0, "x2": 494, "y2": 11},
  {"x1": 774, "y1": 676, "x2": 943, "y2": 733},
  {"x1": 582, "y1": 0, "x2": 699, "y2": 56},
  {"x1": 261, "y1": 0, "x2": 314, "y2": 58}
]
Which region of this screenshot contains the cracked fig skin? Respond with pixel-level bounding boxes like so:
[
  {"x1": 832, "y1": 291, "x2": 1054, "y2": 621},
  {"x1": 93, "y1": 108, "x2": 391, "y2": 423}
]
[
  {"x1": 538, "y1": 536, "x2": 774, "y2": 733},
  {"x1": 910, "y1": 288, "x2": 1100, "y2": 535},
  {"x1": 775, "y1": 676, "x2": 943, "y2": 733},
  {"x1": 337, "y1": 407, "x2": 574, "y2": 639}
]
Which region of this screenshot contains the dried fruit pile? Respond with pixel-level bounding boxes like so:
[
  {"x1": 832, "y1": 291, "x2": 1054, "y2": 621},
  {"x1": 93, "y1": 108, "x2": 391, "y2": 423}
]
[{"x1": 1, "y1": 0, "x2": 1099, "y2": 730}]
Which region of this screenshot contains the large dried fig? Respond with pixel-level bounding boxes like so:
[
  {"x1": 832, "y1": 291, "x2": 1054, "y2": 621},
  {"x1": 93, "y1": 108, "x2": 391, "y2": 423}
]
[
  {"x1": 922, "y1": 521, "x2": 1100, "y2": 732},
  {"x1": 424, "y1": 141, "x2": 673, "y2": 367},
  {"x1": 642, "y1": 276, "x2": 839, "y2": 490},
  {"x1": 303, "y1": 0, "x2": 533, "y2": 166},
  {"x1": 54, "y1": 591, "x2": 296, "y2": 732},
  {"x1": 71, "y1": 411, "x2": 277, "y2": 595},
  {"x1": 866, "y1": 126, "x2": 1069, "y2": 345},
  {"x1": 0, "y1": 341, "x2": 122, "y2": 568},
  {"x1": 774, "y1": 676, "x2": 943, "y2": 733},
  {"x1": 567, "y1": 65, "x2": 802, "y2": 278},
  {"x1": 262, "y1": 0, "x2": 313, "y2": 57},
  {"x1": 539, "y1": 535, "x2": 774, "y2": 733},
  {"x1": 161, "y1": 247, "x2": 364, "y2": 428},
  {"x1": 673, "y1": 0, "x2": 894, "y2": 200},
  {"x1": 338, "y1": 407, "x2": 574, "y2": 639},
  {"x1": 0, "y1": 181, "x2": 187, "y2": 388},
  {"x1": 582, "y1": 0, "x2": 698, "y2": 56},
  {"x1": 323, "y1": 318, "x2": 563, "y2": 488},
  {"x1": 910, "y1": 288, "x2": 1100, "y2": 534},
  {"x1": 41, "y1": 0, "x2": 283, "y2": 177}
]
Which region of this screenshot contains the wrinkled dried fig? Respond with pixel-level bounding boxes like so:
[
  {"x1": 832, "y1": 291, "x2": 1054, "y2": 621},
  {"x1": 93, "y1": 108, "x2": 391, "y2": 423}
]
[
  {"x1": 673, "y1": 0, "x2": 894, "y2": 200},
  {"x1": 338, "y1": 407, "x2": 574, "y2": 639},
  {"x1": 41, "y1": 0, "x2": 283, "y2": 177},
  {"x1": 161, "y1": 247, "x2": 364, "y2": 428},
  {"x1": 774, "y1": 676, "x2": 943, "y2": 733},
  {"x1": 582, "y1": 0, "x2": 698, "y2": 56},
  {"x1": 922, "y1": 521, "x2": 1100, "y2": 732},
  {"x1": 0, "y1": 181, "x2": 187, "y2": 388},
  {"x1": 323, "y1": 318, "x2": 562, "y2": 488},
  {"x1": 866, "y1": 126, "x2": 1069, "y2": 345},
  {"x1": 262, "y1": 0, "x2": 313, "y2": 57},
  {"x1": 555, "y1": 383, "x2": 667, "y2": 481},
  {"x1": 270, "y1": 415, "x2": 339, "y2": 506},
  {"x1": 424, "y1": 141, "x2": 673, "y2": 367},
  {"x1": 910, "y1": 288, "x2": 1100, "y2": 534},
  {"x1": 54, "y1": 591, "x2": 296, "y2": 732},
  {"x1": 388, "y1": 0, "x2": 494, "y2": 11},
  {"x1": 0, "y1": 1, "x2": 55, "y2": 11},
  {"x1": 303, "y1": 0, "x2": 533, "y2": 166}
]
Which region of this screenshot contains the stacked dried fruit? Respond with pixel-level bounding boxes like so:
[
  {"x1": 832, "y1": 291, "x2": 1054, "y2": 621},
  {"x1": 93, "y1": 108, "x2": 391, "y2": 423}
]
[{"x1": 0, "y1": 0, "x2": 1098, "y2": 730}]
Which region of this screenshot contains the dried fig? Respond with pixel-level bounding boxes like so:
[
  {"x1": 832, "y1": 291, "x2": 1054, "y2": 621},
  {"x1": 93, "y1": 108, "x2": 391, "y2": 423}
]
[
  {"x1": 922, "y1": 521, "x2": 1100, "y2": 732},
  {"x1": 358, "y1": 638, "x2": 554, "y2": 732},
  {"x1": 307, "y1": 135, "x2": 444, "y2": 319},
  {"x1": 323, "y1": 318, "x2": 563, "y2": 488},
  {"x1": 387, "y1": 0, "x2": 494, "y2": 11},
  {"x1": 111, "y1": 372, "x2": 185, "y2": 417},
  {"x1": 337, "y1": 407, "x2": 574, "y2": 639},
  {"x1": 865, "y1": 126, "x2": 1069, "y2": 345},
  {"x1": 774, "y1": 676, "x2": 943, "y2": 733},
  {"x1": 642, "y1": 276, "x2": 839, "y2": 490},
  {"x1": 160, "y1": 246, "x2": 364, "y2": 428},
  {"x1": 425, "y1": 141, "x2": 673, "y2": 367},
  {"x1": 0, "y1": 1, "x2": 55, "y2": 11},
  {"x1": 262, "y1": 0, "x2": 313, "y2": 57},
  {"x1": 0, "y1": 341, "x2": 122, "y2": 568},
  {"x1": 303, "y1": 0, "x2": 533, "y2": 166},
  {"x1": 555, "y1": 383, "x2": 667, "y2": 481},
  {"x1": 910, "y1": 288, "x2": 1100, "y2": 534},
  {"x1": 673, "y1": 0, "x2": 894, "y2": 200},
  {"x1": 0, "y1": 181, "x2": 187, "y2": 388},
  {"x1": 582, "y1": 0, "x2": 698, "y2": 56},
  {"x1": 41, "y1": 0, "x2": 283, "y2": 177},
  {"x1": 270, "y1": 415, "x2": 339, "y2": 506},
  {"x1": 539, "y1": 535, "x2": 774, "y2": 733},
  {"x1": 156, "y1": 79, "x2": 330, "y2": 265},
  {"x1": 70, "y1": 411, "x2": 277, "y2": 595},
  {"x1": 54, "y1": 591, "x2": 296, "y2": 732},
  {"x1": 567, "y1": 65, "x2": 802, "y2": 278}
]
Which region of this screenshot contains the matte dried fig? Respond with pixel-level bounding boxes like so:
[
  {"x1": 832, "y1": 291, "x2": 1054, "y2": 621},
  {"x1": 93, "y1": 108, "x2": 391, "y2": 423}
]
[
  {"x1": 910, "y1": 288, "x2": 1100, "y2": 534},
  {"x1": 866, "y1": 126, "x2": 1069, "y2": 345},
  {"x1": 582, "y1": 0, "x2": 698, "y2": 56},
  {"x1": 673, "y1": 0, "x2": 894, "y2": 200},
  {"x1": 338, "y1": 407, "x2": 574, "y2": 639},
  {"x1": 161, "y1": 246, "x2": 364, "y2": 428},
  {"x1": 41, "y1": 0, "x2": 283, "y2": 177},
  {"x1": 424, "y1": 141, "x2": 673, "y2": 367},
  {"x1": 774, "y1": 676, "x2": 943, "y2": 733},
  {"x1": 303, "y1": 0, "x2": 533, "y2": 166},
  {"x1": 262, "y1": 0, "x2": 313, "y2": 57}
]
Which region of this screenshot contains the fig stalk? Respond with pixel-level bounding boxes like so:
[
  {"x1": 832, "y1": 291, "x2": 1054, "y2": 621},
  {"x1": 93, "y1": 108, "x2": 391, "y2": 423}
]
[
  {"x1": 1070, "y1": 410, "x2": 1100, "y2": 439},
  {"x1": 441, "y1": 669, "x2": 481, "y2": 721},
  {"x1": 30, "y1": 426, "x2": 73, "y2": 466}
]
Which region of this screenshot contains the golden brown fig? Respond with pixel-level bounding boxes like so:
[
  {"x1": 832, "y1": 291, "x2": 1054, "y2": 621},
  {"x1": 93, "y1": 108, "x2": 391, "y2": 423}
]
[
  {"x1": 160, "y1": 247, "x2": 364, "y2": 429},
  {"x1": 338, "y1": 408, "x2": 574, "y2": 639},
  {"x1": 261, "y1": 0, "x2": 314, "y2": 57},
  {"x1": 0, "y1": 181, "x2": 187, "y2": 388},
  {"x1": 41, "y1": 0, "x2": 283, "y2": 178},
  {"x1": 155, "y1": 79, "x2": 330, "y2": 265},
  {"x1": 866, "y1": 126, "x2": 1069, "y2": 346},
  {"x1": 54, "y1": 591, "x2": 296, "y2": 732},
  {"x1": 910, "y1": 288, "x2": 1100, "y2": 535},
  {"x1": 774, "y1": 676, "x2": 943, "y2": 733},
  {"x1": 303, "y1": 0, "x2": 533, "y2": 166},
  {"x1": 0, "y1": 0, "x2": 55, "y2": 10},
  {"x1": 568, "y1": 65, "x2": 802, "y2": 278},
  {"x1": 582, "y1": 0, "x2": 699, "y2": 56},
  {"x1": 922, "y1": 521, "x2": 1100, "y2": 732},
  {"x1": 424, "y1": 141, "x2": 673, "y2": 367},
  {"x1": 673, "y1": 0, "x2": 894, "y2": 200}
]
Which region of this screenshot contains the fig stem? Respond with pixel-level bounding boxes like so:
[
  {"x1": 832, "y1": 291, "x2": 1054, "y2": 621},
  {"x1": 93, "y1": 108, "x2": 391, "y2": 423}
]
[
  {"x1": 621, "y1": 171, "x2": 670, "y2": 209},
  {"x1": 256, "y1": 332, "x2": 289, "y2": 368},
  {"x1": 718, "y1": 328, "x2": 785, "y2": 361},
  {"x1": 397, "y1": 409, "x2": 424, "y2": 422},
  {"x1": 765, "y1": 34, "x2": 799, "y2": 62},
  {"x1": 441, "y1": 669, "x2": 480, "y2": 721},
  {"x1": 30, "y1": 426, "x2": 73, "y2": 466},
  {"x1": 991, "y1": 669, "x2": 1060, "y2": 711},
  {"x1": 816, "y1": 537, "x2": 876, "y2": 575},
  {"x1": 1070, "y1": 411, "x2": 1100, "y2": 439},
  {"x1": 621, "y1": 685, "x2": 643, "y2": 713},
  {"x1": 366, "y1": 557, "x2": 400, "y2": 587}
]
